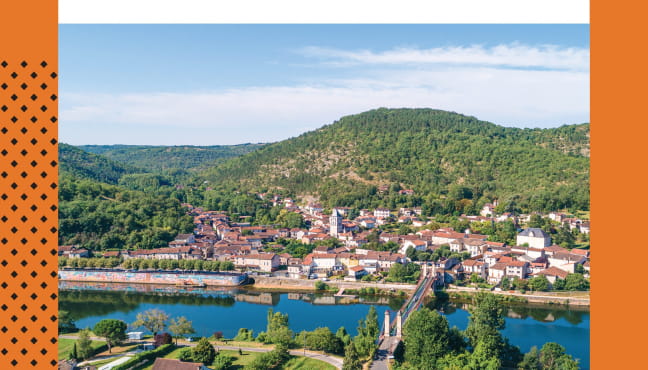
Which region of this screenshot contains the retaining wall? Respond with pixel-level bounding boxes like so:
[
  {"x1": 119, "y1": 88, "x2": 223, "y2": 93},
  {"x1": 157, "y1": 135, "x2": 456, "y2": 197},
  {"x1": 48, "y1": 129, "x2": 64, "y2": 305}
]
[{"x1": 58, "y1": 269, "x2": 247, "y2": 286}]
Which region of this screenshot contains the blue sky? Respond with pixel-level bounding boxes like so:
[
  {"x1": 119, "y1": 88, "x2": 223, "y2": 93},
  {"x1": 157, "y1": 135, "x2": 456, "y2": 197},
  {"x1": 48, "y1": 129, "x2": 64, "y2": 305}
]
[{"x1": 60, "y1": 24, "x2": 589, "y2": 145}]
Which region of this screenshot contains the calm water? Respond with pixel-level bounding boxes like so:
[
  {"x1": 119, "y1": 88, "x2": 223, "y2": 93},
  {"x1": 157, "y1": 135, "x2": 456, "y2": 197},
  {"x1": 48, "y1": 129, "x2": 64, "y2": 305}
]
[{"x1": 59, "y1": 282, "x2": 590, "y2": 368}]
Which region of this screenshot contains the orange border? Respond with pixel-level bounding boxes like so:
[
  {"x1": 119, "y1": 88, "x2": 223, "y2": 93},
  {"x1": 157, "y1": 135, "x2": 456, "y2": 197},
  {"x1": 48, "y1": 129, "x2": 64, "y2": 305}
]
[
  {"x1": 591, "y1": 0, "x2": 637, "y2": 367},
  {"x1": 0, "y1": 1, "x2": 58, "y2": 368},
  {"x1": 2, "y1": 2, "x2": 607, "y2": 369}
]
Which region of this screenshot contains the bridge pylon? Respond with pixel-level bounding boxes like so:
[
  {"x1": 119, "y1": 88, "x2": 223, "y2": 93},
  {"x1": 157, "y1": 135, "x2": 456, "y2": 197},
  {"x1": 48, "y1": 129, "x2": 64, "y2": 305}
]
[
  {"x1": 396, "y1": 310, "x2": 403, "y2": 338},
  {"x1": 384, "y1": 310, "x2": 391, "y2": 337}
]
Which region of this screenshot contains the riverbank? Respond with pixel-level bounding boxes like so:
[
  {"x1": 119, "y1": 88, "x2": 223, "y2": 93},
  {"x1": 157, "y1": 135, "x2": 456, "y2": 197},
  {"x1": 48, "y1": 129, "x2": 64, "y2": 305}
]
[
  {"x1": 250, "y1": 276, "x2": 417, "y2": 292},
  {"x1": 445, "y1": 286, "x2": 590, "y2": 306},
  {"x1": 59, "y1": 270, "x2": 589, "y2": 307}
]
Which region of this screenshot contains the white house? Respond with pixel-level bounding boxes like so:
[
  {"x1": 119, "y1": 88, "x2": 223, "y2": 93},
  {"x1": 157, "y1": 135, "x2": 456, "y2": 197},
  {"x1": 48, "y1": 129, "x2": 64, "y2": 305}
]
[
  {"x1": 516, "y1": 228, "x2": 551, "y2": 248},
  {"x1": 374, "y1": 208, "x2": 391, "y2": 219}
]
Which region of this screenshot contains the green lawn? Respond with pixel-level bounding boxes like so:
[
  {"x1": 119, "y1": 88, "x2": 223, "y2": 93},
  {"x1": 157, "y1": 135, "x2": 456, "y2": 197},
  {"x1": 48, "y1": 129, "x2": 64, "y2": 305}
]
[
  {"x1": 135, "y1": 347, "x2": 335, "y2": 370},
  {"x1": 284, "y1": 355, "x2": 336, "y2": 370},
  {"x1": 58, "y1": 338, "x2": 106, "y2": 360}
]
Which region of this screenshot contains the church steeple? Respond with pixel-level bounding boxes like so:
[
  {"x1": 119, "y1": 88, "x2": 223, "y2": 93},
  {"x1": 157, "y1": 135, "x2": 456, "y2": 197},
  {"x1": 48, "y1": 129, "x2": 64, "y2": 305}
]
[{"x1": 330, "y1": 208, "x2": 343, "y2": 237}]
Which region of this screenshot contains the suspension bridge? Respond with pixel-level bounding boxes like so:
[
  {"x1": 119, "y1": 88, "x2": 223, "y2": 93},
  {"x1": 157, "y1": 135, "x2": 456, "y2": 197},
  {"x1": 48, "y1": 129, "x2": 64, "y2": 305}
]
[{"x1": 370, "y1": 263, "x2": 442, "y2": 369}]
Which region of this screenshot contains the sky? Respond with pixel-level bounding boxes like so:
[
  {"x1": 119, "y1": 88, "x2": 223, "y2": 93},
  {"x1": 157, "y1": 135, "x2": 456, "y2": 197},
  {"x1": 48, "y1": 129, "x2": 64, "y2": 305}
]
[{"x1": 59, "y1": 24, "x2": 589, "y2": 145}]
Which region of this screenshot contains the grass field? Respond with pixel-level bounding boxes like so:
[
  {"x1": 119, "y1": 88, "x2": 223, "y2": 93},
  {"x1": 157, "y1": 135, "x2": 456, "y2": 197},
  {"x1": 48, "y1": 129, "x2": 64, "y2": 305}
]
[
  {"x1": 58, "y1": 338, "x2": 106, "y2": 360},
  {"x1": 283, "y1": 355, "x2": 336, "y2": 370}
]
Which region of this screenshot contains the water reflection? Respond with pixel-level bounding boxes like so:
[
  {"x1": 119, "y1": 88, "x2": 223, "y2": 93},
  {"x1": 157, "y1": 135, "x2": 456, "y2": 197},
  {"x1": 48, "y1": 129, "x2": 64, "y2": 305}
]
[
  {"x1": 424, "y1": 293, "x2": 588, "y2": 326},
  {"x1": 60, "y1": 281, "x2": 586, "y2": 326}
]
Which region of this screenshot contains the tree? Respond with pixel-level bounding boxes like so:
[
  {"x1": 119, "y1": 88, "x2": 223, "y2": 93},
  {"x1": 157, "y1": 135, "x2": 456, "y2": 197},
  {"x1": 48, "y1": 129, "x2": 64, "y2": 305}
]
[
  {"x1": 512, "y1": 277, "x2": 529, "y2": 292},
  {"x1": 403, "y1": 308, "x2": 455, "y2": 369},
  {"x1": 93, "y1": 319, "x2": 127, "y2": 353},
  {"x1": 465, "y1": 293, "x2": 505, "y2": 345},
  {"x1": 76, "y1": 328, "x2": 93, "y2": 360},
  {"x1": 464, "y1": 293, "x2": 507, "y2": 365},
  {"x1": 469, "y1": 333, "x2": 503, "y2": 370},
  {"x1": 211, "y1": 354, "x2": 234, "y2": 370},
  {"x1": 564, "y1": 273, "x2": 589, "y2": 291},
  {"x1": 192, "y1": 337, "x2": 216, "y2": 364},
  {"x1": 518, "y1": 346, "x2": 541, "y2": 370},
  {"x1": 342, "y1": 342, "x2": 362, "y2": 370},
  {"x1": 336, "y1": 326, "x2": 352, "y2": 347},
  {"x1": 539, "y1": 342, "x2": 579, "y2": 369},
  {"x1": 303, "y1": 327, "x2": 342, "y2": 354},
  {"x1": 528, "y1": 275, "x2": 550, "y2": 292},
  {"x1": 131, "y1": 308, "x2": 169, "y2": 336},
  {"x1": 154, "y1": 332, "x2": 173, "y2": 347},
  {"x1": 69, "y1": 342, "x2": 78, "y2": 360},
  {"x1": 168, "y1": 316, "x2": 196, "y2": 344},
  {"x1": 354, "y1": 306, "x2": 379, "y2": 359},
  {"x1": 315, "y1": 280, "x2": 328, "y2": 290},
  {"x1": 266, "y1": 309, "x2": 292, "y2": 346},
  {"x1": 59, "y1": 310, "x2": 77, "y2": 334},
  {"x1": 500, "y1": 276, "x2": 511, "y2": 290}
]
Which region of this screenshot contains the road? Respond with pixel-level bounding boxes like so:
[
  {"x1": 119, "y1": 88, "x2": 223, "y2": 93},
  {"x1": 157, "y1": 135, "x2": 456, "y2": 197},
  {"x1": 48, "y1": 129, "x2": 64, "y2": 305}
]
[
  {"x1": 370, "y1": 337, "x2": 399, "y2": 370},
  {"x1": 60, "y1": 335, "x2": 343, "y2": 369}
]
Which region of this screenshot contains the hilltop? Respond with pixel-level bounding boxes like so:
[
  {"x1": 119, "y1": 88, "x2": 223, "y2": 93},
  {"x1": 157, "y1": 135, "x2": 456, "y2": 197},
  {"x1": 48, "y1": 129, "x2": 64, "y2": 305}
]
[{"x1": 200, "y1": 108, "x2": 589, "y2": 213}]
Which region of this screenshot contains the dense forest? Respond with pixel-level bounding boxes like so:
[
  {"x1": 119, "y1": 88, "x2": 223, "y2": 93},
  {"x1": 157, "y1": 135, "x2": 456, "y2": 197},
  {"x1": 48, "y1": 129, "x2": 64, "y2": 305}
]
[
  {"x1": 59, "y1": 108, "x2": 590, "y2": 249},
  {"x1": 58, "y1": 144, "x2": 194, "y2": 250},
  {"x1": 59, "y1": 143, "x2": 139, "y2": 185},
  {"x1": 58, "y1": 173, "x2": 194, "y2": 250},
  {"x1": 79, "y1": 143, "x2": 266, "y2": 173},
  {"x1": 201, "y1": 108, "x2": 590, "y2": 214}
]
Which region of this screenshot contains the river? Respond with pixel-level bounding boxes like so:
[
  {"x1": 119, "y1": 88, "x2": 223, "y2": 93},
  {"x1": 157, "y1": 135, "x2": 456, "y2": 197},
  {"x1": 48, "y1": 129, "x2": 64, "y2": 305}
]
[{"x1": 59, "y1": 281, "x2": 590, "y2": 368}]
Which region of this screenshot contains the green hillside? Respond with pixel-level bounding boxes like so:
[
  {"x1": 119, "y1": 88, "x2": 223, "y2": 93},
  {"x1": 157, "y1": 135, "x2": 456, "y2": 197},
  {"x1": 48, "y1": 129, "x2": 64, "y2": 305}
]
[
  {"x1": 200, "y1": 108, "x2": 590, "y2": 213},
  {"x1": 59, "y1": 143, "x2": 139, "y2": 184},
  {"x1": 58, "y1": 145, "x2": 194, "y2": 251},
  {"x1": 78, "y1": 143, "x2": 266, "y2": 173}
]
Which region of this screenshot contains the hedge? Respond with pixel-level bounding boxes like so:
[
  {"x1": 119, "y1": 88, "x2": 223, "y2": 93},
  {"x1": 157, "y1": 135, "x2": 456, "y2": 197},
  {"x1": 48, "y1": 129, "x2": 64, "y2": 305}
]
[{"x1": 112, "y1": 344, "x2": 175, "y2": 370}]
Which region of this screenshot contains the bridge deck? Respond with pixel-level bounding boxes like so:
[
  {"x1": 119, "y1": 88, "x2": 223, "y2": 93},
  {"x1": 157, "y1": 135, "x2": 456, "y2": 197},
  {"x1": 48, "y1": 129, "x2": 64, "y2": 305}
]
[{"x1": 376, "y1": 264, "x2": 439, "y2": 361}]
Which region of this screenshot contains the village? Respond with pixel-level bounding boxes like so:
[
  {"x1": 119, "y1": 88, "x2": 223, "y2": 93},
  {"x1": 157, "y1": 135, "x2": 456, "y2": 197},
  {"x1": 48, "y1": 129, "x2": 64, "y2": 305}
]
[{"x1": 58, "y1": 194, "x2": 591, "y2": 291}]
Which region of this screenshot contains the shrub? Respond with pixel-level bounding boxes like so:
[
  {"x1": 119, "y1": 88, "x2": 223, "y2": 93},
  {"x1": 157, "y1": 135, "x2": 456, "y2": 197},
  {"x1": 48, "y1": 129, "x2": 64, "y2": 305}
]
[
  {"x1": 234, "y1": 328, "x2": 255, "y2": 341},
  {"x1": 192, "y1": 337, "x2": 216, "y2": 364},
  {"x1": 178, "y1": 348, "x2": 194, "y2": 361},
  {"x1": 154, "y1": 332, "x2": 173, "y2": 347},
  {"x1": 212, "y1": 354, "x2": 234, "y2": 370}
]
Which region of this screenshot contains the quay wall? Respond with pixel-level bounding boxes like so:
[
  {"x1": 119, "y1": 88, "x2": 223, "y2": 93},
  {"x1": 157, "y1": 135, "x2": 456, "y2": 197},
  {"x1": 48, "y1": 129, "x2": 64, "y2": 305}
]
[{"x1": 58, "y1": 269, "x2": 247, "y2": 287}]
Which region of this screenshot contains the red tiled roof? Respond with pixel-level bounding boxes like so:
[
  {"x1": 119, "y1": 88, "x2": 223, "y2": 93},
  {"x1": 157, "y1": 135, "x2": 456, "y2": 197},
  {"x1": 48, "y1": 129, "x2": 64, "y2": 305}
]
[
  {"x1": 534, "y1": 266, "x2": 569, "y2": 279},
  {"x1": 507, "y1": 260, "x2": 528, "y2": 267}
]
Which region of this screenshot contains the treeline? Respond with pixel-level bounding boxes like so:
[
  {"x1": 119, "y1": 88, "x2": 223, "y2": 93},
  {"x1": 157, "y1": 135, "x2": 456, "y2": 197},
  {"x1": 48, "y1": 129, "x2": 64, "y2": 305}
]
[
  {"x1": 201, "y1": 108, "x2": 589, "y2": 214},
  {"x1": 79, "y1": 143, "x2": 266, "y2": 173},
  {"x1": 121, "y1": 258, "x2": 235, "y2": 271}
]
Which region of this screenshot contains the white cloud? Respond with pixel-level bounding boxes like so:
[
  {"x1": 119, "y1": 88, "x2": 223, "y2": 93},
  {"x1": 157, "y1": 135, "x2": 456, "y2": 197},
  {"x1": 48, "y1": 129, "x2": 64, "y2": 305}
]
[
  {"x1": 61, "y1": 44, "x2": 589, "y2": 145},
  {"x1": 299, "y1": 44, "x2": 589, "y2": 71}
]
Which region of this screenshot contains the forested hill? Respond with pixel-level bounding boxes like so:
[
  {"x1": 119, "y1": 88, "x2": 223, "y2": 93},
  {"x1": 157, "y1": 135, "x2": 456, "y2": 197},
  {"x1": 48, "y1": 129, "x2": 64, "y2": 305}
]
[
  {"x1": 201, "y1": 108, "x2": 590, "y2": 213},
  {"x1": 59, "y1": 143, "x2": 139, "y2": 185},
  {"x1": 58, "y1": 144, "x2": 194, "y2": 251},
  {"x1": 78, "y1": 143, "x2": 266, "y2": 173}
]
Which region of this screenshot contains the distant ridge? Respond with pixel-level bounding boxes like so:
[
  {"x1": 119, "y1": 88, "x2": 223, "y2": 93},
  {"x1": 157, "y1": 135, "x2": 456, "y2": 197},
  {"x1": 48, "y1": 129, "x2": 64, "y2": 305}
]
[{"x1": 78, "y1": 143, "x2": 267, "y2": 173}]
